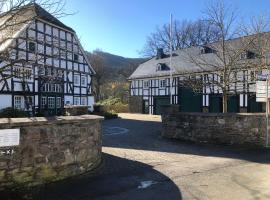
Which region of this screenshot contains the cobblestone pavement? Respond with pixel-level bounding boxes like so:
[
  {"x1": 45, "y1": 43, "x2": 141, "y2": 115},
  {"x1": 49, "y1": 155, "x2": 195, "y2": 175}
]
[{"x1": 3, "y1": 113, "x2": 270, "y2": 200}]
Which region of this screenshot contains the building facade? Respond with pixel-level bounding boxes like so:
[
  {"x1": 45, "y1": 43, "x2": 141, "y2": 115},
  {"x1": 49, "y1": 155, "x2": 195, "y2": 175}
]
[
  {"x1": 0, "y1": 3, "x2": 95, "y2": 116},
  {"x1": 129, "y1": 46, "x2": 265, "y2": 115}
]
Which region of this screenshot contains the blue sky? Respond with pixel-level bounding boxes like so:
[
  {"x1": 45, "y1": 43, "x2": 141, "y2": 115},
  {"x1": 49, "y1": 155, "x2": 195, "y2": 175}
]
[{"x1": 61, "y1": 0, "x2": 270, "y2": 58}]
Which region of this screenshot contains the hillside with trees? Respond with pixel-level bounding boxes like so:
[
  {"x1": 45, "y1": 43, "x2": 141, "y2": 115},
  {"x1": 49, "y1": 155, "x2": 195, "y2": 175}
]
[{"x1": 86, "y1": 50, "x2": 147, "y2": 111}]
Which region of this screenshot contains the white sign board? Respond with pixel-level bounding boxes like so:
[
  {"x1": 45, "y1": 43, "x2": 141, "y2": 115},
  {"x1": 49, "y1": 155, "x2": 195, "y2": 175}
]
[
  {"x1": 0, "y1": 129, "x2": 20, "y2": 147},
  {"x1": 256, "y1": 81, "x2": 270, "y2": 102}
]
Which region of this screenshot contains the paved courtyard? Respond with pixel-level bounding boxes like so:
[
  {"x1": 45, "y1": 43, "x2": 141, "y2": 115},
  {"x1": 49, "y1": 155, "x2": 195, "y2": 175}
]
[{"x1": 2, "y1": 113, "x2": 270, "y2": 200}]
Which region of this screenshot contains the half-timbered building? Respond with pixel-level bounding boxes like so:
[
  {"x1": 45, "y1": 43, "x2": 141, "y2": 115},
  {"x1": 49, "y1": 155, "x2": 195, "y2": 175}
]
[
  {"x1": 0, "y1": 3, "x2": 95, "y2": 116},
  {"x1": 129, "y1": 41, "x2": 266, "y2": 115}
]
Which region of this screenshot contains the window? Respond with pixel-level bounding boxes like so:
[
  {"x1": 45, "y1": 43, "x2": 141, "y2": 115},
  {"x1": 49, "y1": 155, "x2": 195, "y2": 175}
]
[
  {"x1": 73, "y1": 53, "x2": 78, "y2": 62},
  {"x1": 13, "y1": 67, "x2": 32, "y2": 80},
  {"x1": 81, "y1": 76, "x2": 86, "y2": 86},
  {"x1": 41, "y1": 97, "x2": 47, "y2": 108},
  {"x1": 81, "y1": 97, "x2": 87, "y2": 105},
  {"x1": 48, "y1": 97, "x2": 55, "y2": 109},
  {"x1": 74, "y1": 75, "x2": 80, "y2": 85},
  {"x1": 58, "y1": 70, "x2": 63, "y2": 78},
  {"x1": 74, "y1": 97, "x2": 80, "y2": 105},
  {"x1": 201, "y1": 46, "x2": 216, "y2": 54},
  {"x1": 39, "y1": 67, "x2": 45, "y2": 76},
  {"x1": 143, "y1": 80, "x2": 149, "y2": 88},
  {"x1": 160, "y1": 80, "x2": 166, "y2": 88},
  {"x1": 241, "y1": 51, "x2": 256, "y2": 59},
  {"x1": 56, "y1": 97, "x2": 62, "y2": 108},
  {"x1": 247, "y1": 51, "x2": 256, "y2": 59},
  {"x1": 25, "y1": 96, "x2": 33, "y2": 108},
  {"x1": 250, "y1": 71, "x2": 255, "y2": 81},
  {"x1": 14, "y1": 96, "x2": 23, "y2": 109},
  {"x1": 46, "y1": 67, "x2": 52, "y2": 76},
  {"x1": 156, "y1": 63, "x2": 169, "y2": 71},
  {"x1": 28, "y1": 41, "x2": 36, "y2": 53}
]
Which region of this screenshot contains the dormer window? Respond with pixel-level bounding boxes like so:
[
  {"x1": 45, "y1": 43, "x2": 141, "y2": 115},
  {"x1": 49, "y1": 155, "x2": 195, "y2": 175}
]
[
  {"x1": 28, "y1": 41, "x2": 36, "y2": 53},
  {"x1": 201, "y1": 46, "x2": 216, "y2": 54},
  {"x1": 247, "y1": 51, "x2": 255, "y2": 59},
  {"x1": 156, "y1": 63, "x2": 169, "y2": 71},
  {"x1": 240, "y1": 51, "x2": 256, "y2": 59}
]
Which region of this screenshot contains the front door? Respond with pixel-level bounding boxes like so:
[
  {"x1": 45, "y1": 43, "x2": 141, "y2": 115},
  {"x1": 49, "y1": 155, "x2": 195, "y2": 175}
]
[
  {"x1": 209, "y1": 94, "x2": 223, "y2": 113},
  {"x1": 228, "y1": 95, "x2": 239, "y2": 113},
  {"x1": 179, "y1": 87, "x2": 202, "y2": 112},
  {"x1": 41, "y1": 95, "x2": 63, "y2": 116},
  {"x1": 248, "y1": 94, "x2": 263, "y2": 112},
  {"x1": 153, "y1": 96, "x2": 170, "y2": 115}
]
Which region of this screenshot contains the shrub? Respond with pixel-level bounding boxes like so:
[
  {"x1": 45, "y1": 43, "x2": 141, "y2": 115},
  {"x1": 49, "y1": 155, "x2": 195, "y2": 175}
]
[
  {"x1": 96, "y1": 97, "x2": 128, "y2": 113},
  {"x1": 0, "y1": 107, "x2": 28, "y2": 118}
]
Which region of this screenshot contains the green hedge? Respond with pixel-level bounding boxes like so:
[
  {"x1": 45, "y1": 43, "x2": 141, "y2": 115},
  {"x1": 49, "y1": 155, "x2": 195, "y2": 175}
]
[{"x1": 0, "y1": 107, "x2": 28, "y2": 118}]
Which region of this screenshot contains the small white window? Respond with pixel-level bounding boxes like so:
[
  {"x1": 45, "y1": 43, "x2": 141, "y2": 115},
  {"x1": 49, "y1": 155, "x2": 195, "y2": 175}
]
[
  {"x1": 74, "y1": 75, "x2": 80, "y2": 85},
  {"x1": 74, "y1": 97, "x2": 80, "y2": 105},
  {"x1": 14, "y1": 96, "x2": 23, "y2": 109},
  {"x1": 160, "y1": 80, "x2": 166, "y2": 88},
  {"x1": 143, "y1": 80, "x2": 149, "y2": 88},
  {"x1": 81, "y1": 97, "x2": 87, "y2": 105},
  {"x1": 81, "y1": 76, "x2": 86, "y2": 86}
]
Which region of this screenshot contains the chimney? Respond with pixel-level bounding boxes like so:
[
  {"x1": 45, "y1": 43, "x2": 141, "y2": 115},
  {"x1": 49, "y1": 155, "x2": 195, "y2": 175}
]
[{"x1": 156, "y1": 48, "x2": 165, "y2": 59}]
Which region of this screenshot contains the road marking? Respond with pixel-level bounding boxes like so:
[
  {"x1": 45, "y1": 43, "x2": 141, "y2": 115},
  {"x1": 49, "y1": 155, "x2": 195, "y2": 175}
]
[
  {"x1": 103, "y1": 127, "x2": 129, "y2": 135},
  {"x1": 138, "y1": 181, "x2": 159, "y2": 189}
]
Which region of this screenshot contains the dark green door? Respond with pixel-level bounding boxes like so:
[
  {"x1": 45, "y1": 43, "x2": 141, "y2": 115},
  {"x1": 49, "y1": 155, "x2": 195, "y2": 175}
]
[
  {"x1": 228, "y1": 95, "x2": 239, "y2": 113},
  {"x1": 179, "y1": 87, "x2": 202, "y2": 112},
  {"x1": 248, "y1": 95, "x2": 263, "y2": 112},
  {"x1": 153, "y1": 96, "x2": 170, "y2": 115},
  {"x1": 209, "y1": 94, "x2": 223, "y2": 113}
]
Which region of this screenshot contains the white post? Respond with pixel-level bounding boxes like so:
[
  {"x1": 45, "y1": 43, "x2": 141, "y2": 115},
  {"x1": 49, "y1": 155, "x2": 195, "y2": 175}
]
[
  {"x1": 169, "y1": 14, "x2": 173, "y2": 105},
  {"x1": 266, "y1": 77, "x2": 269, "y2": 148}
]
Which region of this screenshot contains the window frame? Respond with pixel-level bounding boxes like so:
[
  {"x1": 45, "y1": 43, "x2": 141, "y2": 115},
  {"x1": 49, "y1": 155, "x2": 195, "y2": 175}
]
[
  {"x1": 74, "y1": 74, "x2": 80, "y2": 85},
  {"x1": 48, "y1": 97, "x2": 55, "y2": 109},
  {"x1": 74, "y1": 97, "x2": 80, "y2": 105},
  {"x1": 14, "y1": 96, "x2": 23, "y2": 109},
  {"x1": 160, "y1": 79, "x2": 166, "y2": 88}
]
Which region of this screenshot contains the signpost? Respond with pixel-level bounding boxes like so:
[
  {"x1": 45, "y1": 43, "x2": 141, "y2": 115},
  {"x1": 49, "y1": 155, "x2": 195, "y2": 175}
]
[{"x1": 256, "y1": 74, "x2": 269, "y2": 148}]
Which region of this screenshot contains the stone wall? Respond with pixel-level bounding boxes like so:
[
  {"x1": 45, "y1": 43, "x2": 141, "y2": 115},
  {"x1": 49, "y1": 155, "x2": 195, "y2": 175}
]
[
  {"x1": 129, "y1": 96, "x2": 143, "y2": 113},
  {"x1": 0, "y1": 115, "x2": 103, "y2": 189},
  {"x1": 162, "y1": 109, "x2": 267, "y2": 147}
]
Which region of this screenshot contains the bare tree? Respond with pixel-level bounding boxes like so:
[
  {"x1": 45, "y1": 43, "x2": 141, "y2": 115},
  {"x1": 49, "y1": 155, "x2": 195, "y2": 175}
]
[
  {"x1": 183, "y1": 1, "x2": 269, "y2": 113},
  {"x1": 88, "y1": 50, "x2": 106, "y2": 102},
  {"x1": 140, "y1": 19, "x2": 221, "y2": 57}
]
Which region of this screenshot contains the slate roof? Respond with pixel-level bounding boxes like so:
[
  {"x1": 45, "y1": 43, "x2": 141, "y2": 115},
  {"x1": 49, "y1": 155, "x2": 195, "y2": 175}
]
[
  {"x1": 129, "y1": 32, "x2": 270, "y2": 80},
  {"x1": 0, "y1": 3, "x2": 74, "y2": 52},
  {"x1": 31, "y1": 3, "x2": 74, "y2": 32},
  {"x1": 128, "y1": 47, "x2": 223, "y2": 79}
]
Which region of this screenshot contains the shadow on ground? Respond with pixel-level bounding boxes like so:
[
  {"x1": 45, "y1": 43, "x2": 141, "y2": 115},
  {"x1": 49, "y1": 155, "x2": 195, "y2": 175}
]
[
  {"x1": 103, "y1": 117, "x2": 270, "y2": 164},
  {"x1": 0, "y1": 153, "x2": 182, "y2": 200}
]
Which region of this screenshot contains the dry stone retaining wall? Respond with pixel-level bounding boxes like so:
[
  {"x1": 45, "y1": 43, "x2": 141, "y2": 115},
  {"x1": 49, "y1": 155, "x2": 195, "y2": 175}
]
[
  {"x1": 162, "y1": 109, "x2": 267, "y2": 147},
  {"x1": 0, "y1": 115, "x2": 103, "y2": 189}
]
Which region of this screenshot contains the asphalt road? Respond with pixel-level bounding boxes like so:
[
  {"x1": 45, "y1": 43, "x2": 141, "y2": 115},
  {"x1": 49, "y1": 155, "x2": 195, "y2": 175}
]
[{"x1": 3, "y1": 113, "x2": 270, "y2": 200}]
